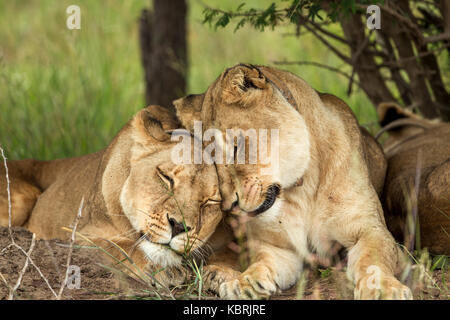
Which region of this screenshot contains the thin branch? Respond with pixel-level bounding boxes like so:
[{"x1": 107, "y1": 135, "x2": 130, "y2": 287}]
[
  {"x1": 347, "y1": 29, "x2": 373, "y2": 95},
  {"x1": 358, "y1": 3, "x2": 425, "y2": 45},
  {"x1": 0, "y1": 145, "x2": 58, "y2": 299},
  {"x1": 8, "y1": 233, "x2": 36, "y2": 300},
  {"x1": 0, "y1": 271, "x2": 11, "y2": 291},
  {"x1": 10, "y1": 242, "x2": 58, "y2": 298},
  {"x1": 272, "y1": 60, "x2": 360, "y2": 87},
  {"x1": 0, "y1": 146, "x2": 14, "y2": 244},
  {"x1": 301, "y1": 21, "x2": 351, "y2": 63},
  {"x1": 424, "y1": 32, "x2": 450, "y2": 43},
  {"x1": 306, "y1": 19, "x2": 349, "y2": 45},
  {"x1": 57, "y1": 197, "x2": 84, "y2": 300},
  {"x1": 378, "y1": 42, "x2": 450, "y2": 68}
]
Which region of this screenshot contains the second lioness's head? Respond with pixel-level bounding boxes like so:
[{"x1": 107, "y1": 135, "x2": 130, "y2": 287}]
[
  {"x1": 173, "y1": 64, "x2": 313, "y2": 219},
  {"x1": 104, "y1": 106, "x2": 223, "y2": 268}
]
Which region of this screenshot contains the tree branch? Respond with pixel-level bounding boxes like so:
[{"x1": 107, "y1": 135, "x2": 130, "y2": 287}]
[{"x1": 272, "y1": 60, "x2": 360, "y2": 86}]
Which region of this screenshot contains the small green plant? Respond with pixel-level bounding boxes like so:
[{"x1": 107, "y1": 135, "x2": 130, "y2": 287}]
[{"x1": 319, "y1": 268, "x2": 332, "y2": 278}]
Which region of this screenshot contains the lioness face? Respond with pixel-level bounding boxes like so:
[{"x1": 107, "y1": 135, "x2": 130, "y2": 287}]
[
  {"x1": 120, "y1": 109, "x2": 223, "y2": 267},
  {"x1": 174, "y1": 65, "x2": 311, "y2": 218}
]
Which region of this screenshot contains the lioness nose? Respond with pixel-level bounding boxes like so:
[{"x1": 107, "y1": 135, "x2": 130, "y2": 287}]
[
  {"x1": 222, "y1": 193, "x2": 239, "y2": 212},
  {"x1": 169, "y1": 218, "x2": 191, "y2": 238}
]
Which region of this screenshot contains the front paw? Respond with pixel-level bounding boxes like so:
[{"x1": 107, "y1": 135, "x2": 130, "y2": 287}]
[
  {"x1": 355, "y1": 274, "x2": 413, "y2": 300},
  {"x1": 219, "y1": 269, "x2": 278, "y2": 300},
  {"x1": 203, "y1": 264, "x2": 241, "y2": 293},
  {"x1": 151, "y1": 265, "x2": 190, "y2": 288}
]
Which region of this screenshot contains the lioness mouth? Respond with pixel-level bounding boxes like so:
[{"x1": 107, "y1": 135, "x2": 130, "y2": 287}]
[{"x1": 248, "y1": 184, "x2": 281, "y2": 217}]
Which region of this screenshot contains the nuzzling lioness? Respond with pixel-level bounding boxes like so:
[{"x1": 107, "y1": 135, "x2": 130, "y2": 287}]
[
  {"x1": 175, "y1": 64, "x2": 412, "y2": 299},
  {"x1": 0, "y1": 106, "x2": 223, "y2": 286}
]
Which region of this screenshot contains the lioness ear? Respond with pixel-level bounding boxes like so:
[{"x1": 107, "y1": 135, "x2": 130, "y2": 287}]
[
  {"x1": 145, "y1": 104, "x2": 180, "y2": 131},
  {"x1": 377, "y1": 102, "x2": 415, "y2": 127},
  {"x1": 220, "y1": 64, "x2": 268, "y2": 105},
  {"x1": 173, "y1": 94, "x2": 204, "y2": 132},
  {"x1": 134, "y1": 107, "x2": 171, "y2": 142}
]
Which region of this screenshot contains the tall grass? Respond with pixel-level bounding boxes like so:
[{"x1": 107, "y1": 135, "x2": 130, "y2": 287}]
[{"x1": 0, "y1": 0, "x2": 374, "y2": 161}]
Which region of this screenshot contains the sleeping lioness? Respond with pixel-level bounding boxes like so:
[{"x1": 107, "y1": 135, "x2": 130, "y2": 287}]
[
  {"x1": 0, "y1": 105, "x2": 223, "y2": 286},
  {"x1": 377, "y1": 102, "x2": 450, "y2": 255},
  {"x1": 174, "y1": 64, "x2": 412, "y2": 299}
]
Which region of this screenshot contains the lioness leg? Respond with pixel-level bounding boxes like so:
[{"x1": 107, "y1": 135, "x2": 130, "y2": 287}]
[
  {"x1": 347, "y1": 233, "x2": 412, "y2": 299},
  {"x1": 0, "y1": 177, "x2": 41, "y2": 227},
  {"x1": 213, "y1": 241, "x2": 301, "y2": 299},
  {"x1": 329, "y1": 204, "x2": 412, "y2": 300}
]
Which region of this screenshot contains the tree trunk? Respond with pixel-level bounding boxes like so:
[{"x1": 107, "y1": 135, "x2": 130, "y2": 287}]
[{"x1": 139, "y1": 0, "x2": 187, "y2": 113}]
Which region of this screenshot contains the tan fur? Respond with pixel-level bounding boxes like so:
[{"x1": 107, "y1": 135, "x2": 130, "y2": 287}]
[
  {"x1": 0, "y1": 105, "x2": 223, "y2": 287},
  {"x1": 377, "y1": 102, "x2": 450, "y2": 255},
  {"x1": 174, "y1": 64, "x2": 411, "y2": 300}
]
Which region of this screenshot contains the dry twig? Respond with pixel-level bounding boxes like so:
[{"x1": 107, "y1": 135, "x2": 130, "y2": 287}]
[
  {"x1": 8, "y1": 233, "x2": 36, "y2": 299},
  {"x1": 0, "y1": 145, "x2": 58, "y2": 299},
  {"x1": 57, "y1": 197, "x2": 84, "y2": 300}
]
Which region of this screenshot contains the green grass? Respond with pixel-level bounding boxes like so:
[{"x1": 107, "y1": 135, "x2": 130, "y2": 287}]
[{"x1": 0, "y1": 0, "x2": 374, "y2": 161}]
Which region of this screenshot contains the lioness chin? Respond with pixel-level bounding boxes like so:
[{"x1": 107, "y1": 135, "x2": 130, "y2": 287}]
[
  {"x1": 0, "y1": 105, "x2": 223, "y2": 287},
  {"x1": 174, "y1": 64, "x2": 412, "y2": 300}
]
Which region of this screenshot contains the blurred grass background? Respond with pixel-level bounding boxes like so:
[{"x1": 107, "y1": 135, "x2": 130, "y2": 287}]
[{"x1": 0, "y1": 0, "x2": 375, "y2": 160}]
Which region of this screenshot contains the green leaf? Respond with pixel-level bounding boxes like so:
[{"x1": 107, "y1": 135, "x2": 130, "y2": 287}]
[
  {"x1": 215, "y1": 13, "x2": 231, "y2": 29},
  {"x1": 431, "y1": 255, "x2": 449, "y2": 271},
  {"x1": 319, "y1": 268, "x2": 332, "y2": 278},
  {"x1": 234, "y1": 18, "x2": 246, "y2": 32},
  {"x1": 236, "y1": 3, "x2": 245, "y2": 12}
]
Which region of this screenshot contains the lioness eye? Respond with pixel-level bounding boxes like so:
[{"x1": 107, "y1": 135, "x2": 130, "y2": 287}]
[
  {"x1": 156, "y1": 168, "x2": 174, "y2": 189},
  {"x1": 206, "y1": 198, "x2": 221, "y2": 205}
]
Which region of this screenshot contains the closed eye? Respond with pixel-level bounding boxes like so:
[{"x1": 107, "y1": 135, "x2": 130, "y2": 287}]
[
  {"x1": 203, "y1": 198, "x2": 221, "y2": 207},
  {"x1": 156, "y1": 168, "x2": 174, "y2": 190}
]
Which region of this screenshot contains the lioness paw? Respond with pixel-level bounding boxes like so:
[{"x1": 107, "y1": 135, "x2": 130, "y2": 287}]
[
  {"x1": 202, "y1": 264, "x2": 241, "y2": 293},
  {"x1": 218, "y1": 273, "x2": 278, "y2": 300},
  {"x1": 151, "y1": 265, "x2": 189, "y2": 288},
  {"x1": 355, "y1": 274, "x2": 412, "y2": 300}
]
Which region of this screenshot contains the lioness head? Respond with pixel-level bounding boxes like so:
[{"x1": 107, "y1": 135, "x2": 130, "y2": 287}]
[
  {"x1": 376, "y1": 102, "x2": 441, "y2": 154},
  {"x1": 118, "y1": 106, "x2": 223, "y2": 267},
  {"x1": 173, "y1": 64, "x2": 312, "y2": 218}
]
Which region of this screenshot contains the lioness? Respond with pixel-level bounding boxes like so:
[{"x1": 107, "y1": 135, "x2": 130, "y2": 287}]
[
  {"x1": 0, "y1": 105, "x2": 223, "y2": 286},
  {"x1": 377, "y1": 102, "x2": 450, "y2": 255},
  {"x1": 174, "y1": 64, "x2": 412, "y2": 299}
]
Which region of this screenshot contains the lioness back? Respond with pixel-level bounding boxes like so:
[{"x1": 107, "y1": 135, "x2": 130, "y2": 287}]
[{"x1": 378, "y1": 103, "x2": 450, "y2": 255}]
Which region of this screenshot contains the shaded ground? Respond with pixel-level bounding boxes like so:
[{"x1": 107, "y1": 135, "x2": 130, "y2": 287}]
[{"x1": 0, "y1": 227, "x2": 448, "y2": 300}]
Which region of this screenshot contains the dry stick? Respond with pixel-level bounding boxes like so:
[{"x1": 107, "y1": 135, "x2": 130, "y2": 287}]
[
  {"x1": 410, "y1": 149, "x2": 423, "y2": 252},
  {"x1": 11, "y1": 242, "x2": 58, "y2": 298},
  {"x1": 0, "y1": 271, "x2": 12, "y2": 291},
  {"x1": 0, "y1": 145, "x2": 13, "y2": 293},
  {"x1": 0, "y1": 145, "x2": 58, "y2": 298},
  {"x1": 57, "y1": 197, "x2": 84, "y2": 300},
  {"x1": 0, "y1": 146, "x2": 14, "y2": 243},
  {"x1": 8, "y1": 233, "x2": 36, "y2": 300},
  {"x1": 405, "y1": 150, "x2": 423, "y2": 288}
]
